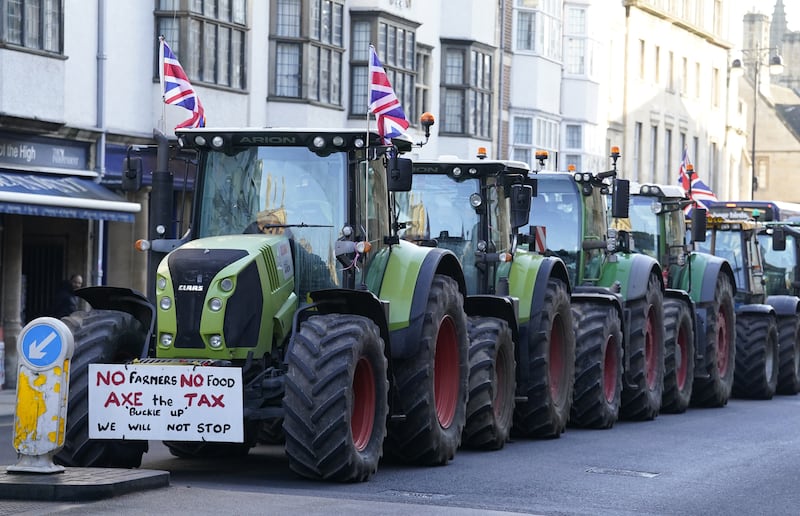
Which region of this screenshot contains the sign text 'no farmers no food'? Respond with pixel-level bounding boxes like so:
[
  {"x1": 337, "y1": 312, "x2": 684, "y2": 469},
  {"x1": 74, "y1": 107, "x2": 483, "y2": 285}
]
[{"x1": 88, "y1": 364, "x2": 243, "y2": 442}]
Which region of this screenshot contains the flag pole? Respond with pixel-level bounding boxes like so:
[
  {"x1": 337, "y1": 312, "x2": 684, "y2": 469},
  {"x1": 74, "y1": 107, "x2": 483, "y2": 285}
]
[{"x1": 158, "y1": 36, "x2": 167, "y2": 135}]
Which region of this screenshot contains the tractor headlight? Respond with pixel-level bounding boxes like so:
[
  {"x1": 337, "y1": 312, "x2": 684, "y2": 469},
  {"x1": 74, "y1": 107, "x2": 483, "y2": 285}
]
[
  {"x1": 209, "y1": 298, "x2": 223, "y2": 312},
  {"x1": 677, "y1": 253, "x2": 686, "y2": 266},
  {"x1": 452, "y1": 166, "x2": 463, "y2": 177},
  {"x1": 194, "y1": 135, "x2": 207, "y2": 147},
  {"x1": 160, "y1": 296, "x2": 172, "y2": 310},
  {"x1": 220, "y1": 278, "x2": 234, "y2": 292},
  {"x1": 209, "y1": 335, "x2": 223, "y2": 349},
  {"x1": 651, "y1": 201, "x2": 663, "y2": 214},
  {"x1": 477, "y1": 240, "x2": 487, "y2": 252},
  {"x1": 312, "y1": 136, "x2": 326, "y2": 149},
  {"x1": 211, "y1": 136, "x2": 224, "y2": 149},
  {"x1": 159, "y1": 333, "x2": 173, "y2": 347},
  {"x1": 469, "y1": 193, "x2": 483, "y2": 208},
  {"x1": 157, "y1": 276, "x2": 167, "y2": 290}
]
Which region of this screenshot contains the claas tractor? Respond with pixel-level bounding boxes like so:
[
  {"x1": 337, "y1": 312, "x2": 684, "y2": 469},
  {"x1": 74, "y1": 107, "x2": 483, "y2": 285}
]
[
  {"x1": 692, "y1": 212, "x2": 798, "y2": 399},
  {"x1": 530, "y1": 149, "x2": 664, "y2": 428},
  {"x1": 54, "y1": 128, "x2": 471, "y2": 482},
  {"x1": 628, "y1": 183, "x2": 736, "y2": 410},
  {"x1": 397, "y1": 154, "x2": 575, "y2": 449}
]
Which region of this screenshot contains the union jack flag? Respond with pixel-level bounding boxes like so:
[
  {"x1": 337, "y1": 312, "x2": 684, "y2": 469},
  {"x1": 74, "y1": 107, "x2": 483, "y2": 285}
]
[
  {"x1": 160, "y1": 38, "x2": 206, "y2": 129},
  {"x1": 678, "y1": 146, "x2": 717, "y2": 215},
  {"x1": 368, "y1": 45, "x2": 409, "y2": 144}
]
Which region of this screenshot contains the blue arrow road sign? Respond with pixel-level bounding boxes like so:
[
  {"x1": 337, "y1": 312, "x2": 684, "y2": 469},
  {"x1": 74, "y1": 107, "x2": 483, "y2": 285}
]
[{"x1": 21, "y1": 323, "x2": 63, "y2": 368}]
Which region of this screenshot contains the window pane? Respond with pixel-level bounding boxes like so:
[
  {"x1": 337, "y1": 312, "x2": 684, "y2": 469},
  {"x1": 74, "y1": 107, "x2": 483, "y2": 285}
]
[
  {"x1": 44, "y1": 0, "x2": 60, "y2": 52},
  {"x1": 24, "y1": 0, "x2": 40, "y2": 48},
  {"x1": 218, "y1": 26, "x2": 230, "y2": 86},
  {"x1": 277, "y1": 0, "x2": 301, "y2": 37},
  {"x1": 517, "y1": 11, "x2": 534, "y2": 50},
  {"x1": 219, "y1": 0, "x2": 230, "y2": 21},
  {"x1": 513, "y1": 148, "x2": 531, "y2": 164},
  {"x1": 232, "y1": 30, "x2": 243, "y2": 88},
  {"x1": 331, "y1": 50, "x2": 341, "y2": 104},
  {"x1": 445, "y1": 50, "x2": 463, "y2": 84},
  {"x1": 406, "y1": 32, "x2": 415, "y2": 68},
  {"x1": 159, "y1": 0, "x2": 180, "y2": 9},
  {"x1": 566, "y1": 125, "x2": 581, "y2": 148},
  {"x1": 158, "y1": 18, "x2": 180, "y2": 54},
  {"x1": 233, "y1": 0, "x2": 246, "y2": 24},
  {"x1": 276, "y1": 43, "x2": 301, "y2": 97},
  {"x1": 333, "y1": 3, "x2": 343, "y2": 46},
  {"x1": 378, "y1": 23, "x2": 386, "y2": 58},
  {"x1": 321, "y1": 0, "x2": 331, "y2": 44},
  {"x1": 310, "y1": 0, "x2": 320, "y2": 40},
  {"x1": 320, "y1": 47, "x2": 330, "y2": 103},
  {"x1": 7, "y1": 0, "x2": 22, "y2": 44},
  {"x1": 514, "y1": 117, "x2": 532, "y2": 144},
  {"x1": 203, "y1": 23, "x2": 217, "y2": 82},
  {"x1": 388, "y1": 26, "x2": 396, "y2": 66},
  {"x1": 189, "y1": 19, "x2": 202, "y2": 77},
  {"x1": 352, "y1": 66, "x2": 368, "y2": 114},
  {"x1": 308, "y1": 46, "x2": 319, "y2": 100},
  {"x1": 444, "y1": 90, "x2": 464, "y2": 132},
  {"x1": 352, "y1": 21, "x2": 370, "y2": 61}
]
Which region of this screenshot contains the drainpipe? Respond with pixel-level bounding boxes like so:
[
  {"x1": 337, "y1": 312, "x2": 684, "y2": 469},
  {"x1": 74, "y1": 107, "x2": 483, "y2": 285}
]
[
  {"x1": 497, "y1": 0, "x2": 506, "y2": 159},
  {"x1": 96, "y1": 0, "x2": 107, "y2": 285}
]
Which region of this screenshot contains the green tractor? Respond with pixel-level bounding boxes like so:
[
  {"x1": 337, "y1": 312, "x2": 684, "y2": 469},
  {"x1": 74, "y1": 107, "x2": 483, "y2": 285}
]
[
  {"x1": 692, "y1": 213, "x2": 793, "y2": 400},
  {"x1": 396, "y1": 156, "x2": 575, "y2": 448},
  {"x1": 758, "y1": 220, "x2": 800, "y2": 394},
  {"x1": 628, "y1": 183, "x2": 736, "y2": 410},
  {"x1": 530, "y1": 150, "x2": 665, "y2": 428},
  {"x1": 54, "y1": 128, "x2": 472, "y2": 482}
]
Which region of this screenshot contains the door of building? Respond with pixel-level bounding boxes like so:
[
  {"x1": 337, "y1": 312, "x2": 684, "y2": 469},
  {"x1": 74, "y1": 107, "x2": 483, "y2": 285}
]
[{"x1": 22, "y1": 240, "x2": 65, "y2": 323}]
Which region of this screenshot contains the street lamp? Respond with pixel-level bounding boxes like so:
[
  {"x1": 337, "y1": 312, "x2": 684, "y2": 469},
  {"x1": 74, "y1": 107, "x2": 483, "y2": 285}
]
[{"x1": 731, "y1": 47, "x2": 784, "y2": 200}]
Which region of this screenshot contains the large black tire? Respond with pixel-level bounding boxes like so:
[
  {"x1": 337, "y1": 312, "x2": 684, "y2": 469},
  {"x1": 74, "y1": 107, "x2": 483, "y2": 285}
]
[
  {"x1": 462, "y1": 316, "x2": 515, "y2": 450},
  {"x1": 661, "y1": 298, "x2": 695, "y2": 413},
  {"x1": 54, "y1": 310, "x2": 149, "y2": 468},
  {"x1": 620, "y1": 274, "x2": 665, "y2": 421},
  {"x1": 776, "y1": 314, "x2": 800, "y2": 395},
  {"x1": 691, "y1": 274, "x2": 736, "y2": 407},
  {"x1": 733, "y1": 313, "x2": 779, "y2": 399},
  {"x1": 283, "y1": 313, "x2": 388, "y2": 482},
  {"x1": 513, "y1": 279, "x2": 575, "y2": 438},
  {"x1": 570, "y1": 302, "x2": 623, "y2": 429},
  {"x1": 165, "y1": 440, "x2": 252, "y2": 459},
  {"x1": 385, "y1": 274, "x2": 469, "y2": 465}
]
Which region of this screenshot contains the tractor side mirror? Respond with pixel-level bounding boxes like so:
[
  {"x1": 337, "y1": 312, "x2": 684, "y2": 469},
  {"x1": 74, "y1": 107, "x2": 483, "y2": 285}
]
[
  {"x1": 772, "y1": 226, "x2": 787, "y2": 251},
  {"x1": 121, "y1": 156, "x2": 143, "y2": 192},
  {"x1": 691, "y1": 208, "x2": 707, "y2": 242},
  {"x1": 509, "y1": 184, "x2": 532, "y2": 229},
  {"x1": 388, "y1": 156, "x2": 413, "y2": 192},
  {"x1": 611, "y1": 179, "x2": 630, "y2": 219}
]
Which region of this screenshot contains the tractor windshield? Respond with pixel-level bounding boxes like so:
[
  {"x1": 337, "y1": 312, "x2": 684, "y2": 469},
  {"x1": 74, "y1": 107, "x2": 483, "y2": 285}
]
[
  {"x1": 626, "y1": 196, "x2": 659, "y2": 258},
  {"x1": 195, "y1": 146, "x2": 347, "y2": 294},
  {"x1": 395, "y1": 174, "x2": 481, "y2": 292},
  {"x1": 759, "y1": 231, "x2": 797, "y2": 295},
  {"x1": 531, "y1": 175, "x2": 582, "y2": 284},
  {"x1": 697, "y1": 228, "x2": 746, "y2": 291}
]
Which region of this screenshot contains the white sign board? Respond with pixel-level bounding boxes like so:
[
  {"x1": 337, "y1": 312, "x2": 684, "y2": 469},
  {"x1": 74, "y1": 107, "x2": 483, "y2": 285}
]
[{"x1": 89, "y1": 364, "x2": 244, "y2": 442}]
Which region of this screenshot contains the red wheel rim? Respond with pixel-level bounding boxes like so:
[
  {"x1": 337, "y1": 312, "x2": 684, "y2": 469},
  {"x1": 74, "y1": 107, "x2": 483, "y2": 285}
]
[
  {"x1": 493, "y1": 341, "x2": 508, "y2": 418},
  {"x1": 716, "y1": 306, "x2": 730, "y2": 376},
  {"x1": 603, "y1": 333, "x2": 618, "y2": 403},
  {"x1": 645, "y1": 306, "x2": 657, "y2": 389},
  {"x1": 434, "y1": 315, "x2": 459, "y2": 428},
  {"x1": 549, "y1": 313, "x2": 565, "y2": 402},
  {"x1": 351, "y1": 356, "x2": 376, "y2": 452},
  {"x1": 675, "y1": 321, "x2": 689, "y2": 390}
]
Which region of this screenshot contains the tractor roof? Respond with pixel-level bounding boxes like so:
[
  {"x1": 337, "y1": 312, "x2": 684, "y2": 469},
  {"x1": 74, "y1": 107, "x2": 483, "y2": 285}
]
[
  {"x1": 631, "y1": 182, "x2": 687, "y2": 199},
  {"x1": 413, "y1": 159, "x2": 530, "y2": 178}
]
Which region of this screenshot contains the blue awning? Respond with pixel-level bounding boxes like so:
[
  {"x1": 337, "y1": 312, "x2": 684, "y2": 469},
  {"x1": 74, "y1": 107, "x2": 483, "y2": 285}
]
[{"x1": 0, "y1": 172, "x2": 141, "y2": 223}]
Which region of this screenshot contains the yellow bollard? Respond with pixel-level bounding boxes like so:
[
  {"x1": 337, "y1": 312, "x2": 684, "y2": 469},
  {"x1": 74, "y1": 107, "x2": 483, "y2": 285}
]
[{"x1": 7, "y1": 317, "x2": 74, "y2": 473}]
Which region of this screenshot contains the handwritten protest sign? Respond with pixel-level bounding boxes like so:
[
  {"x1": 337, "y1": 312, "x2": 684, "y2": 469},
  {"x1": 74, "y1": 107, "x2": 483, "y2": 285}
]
[{"x1": 88, "y1": 364, "x2": 243, "y2": 442}]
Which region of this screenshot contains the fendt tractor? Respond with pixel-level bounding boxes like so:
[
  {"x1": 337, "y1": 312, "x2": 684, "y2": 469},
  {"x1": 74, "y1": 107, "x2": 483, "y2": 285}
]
[
  {"x1": 627, "y1": 184, "x2": 736, "y2": 410},
  {"x1": 54, "y1": 127, "x2": 473, "y2": 483},
  {"x1": 530, "y1": 150, "x2": 665, "y2": 428},
  {"x1": 397, "y1": 153, "x2": 575, "y2": 449},
  {"x1": 691, "y1": 212, "x2": 798, "y2": 399}
]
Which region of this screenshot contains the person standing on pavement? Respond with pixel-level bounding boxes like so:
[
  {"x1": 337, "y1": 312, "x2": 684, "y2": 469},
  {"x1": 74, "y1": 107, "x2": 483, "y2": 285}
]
[{"x1": 49, "y1": 273, "x2": 83, "y2": 318}]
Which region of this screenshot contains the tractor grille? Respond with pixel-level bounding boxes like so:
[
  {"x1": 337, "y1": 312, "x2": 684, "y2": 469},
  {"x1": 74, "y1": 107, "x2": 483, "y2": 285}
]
[
  {"x1": 223, "y1": 261, "x2": 263, "y2": 347},
  {"x1": 260, "y1": 245, "x2": 280, "y2": 290},
  {"x1": 168, "y1": 248, "x2": 248, "y2": 349}
]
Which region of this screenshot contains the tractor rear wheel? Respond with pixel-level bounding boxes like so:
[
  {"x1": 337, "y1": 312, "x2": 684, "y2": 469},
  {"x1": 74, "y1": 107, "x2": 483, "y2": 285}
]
[
  {"x1": 661, "y1": 298, "x2": 695, "y2": 413},
  {"x1": 462, "y1": 316, "x2": 515, "y2": 450},
  {"x1": 386, "y1": 274, "x2": 468, "y2": 465},
  {"x1": 620, "y1": 274, "x2": 665, "y2": 420},
  {"x1": 691, "y1": 274, "x2": 736, "y2": 407},
  {"x1": 776, "y1": 314, "x2": 800, "y2": 395},
  {"x1": 513, "y1": 278, "x2": 575, "y2": 438},
  {"x1": 55, "y1": 310, "x2": 148, "y2": 468},
  {"x1": 733, "y1": 313, "x2": 779, "y2": 399},
  {"x1": 283, "y1": 313, "x2": 388, "y2": 482},
  {"x1": 570, "y1": 302, "x2": 623, "y2": 429}
]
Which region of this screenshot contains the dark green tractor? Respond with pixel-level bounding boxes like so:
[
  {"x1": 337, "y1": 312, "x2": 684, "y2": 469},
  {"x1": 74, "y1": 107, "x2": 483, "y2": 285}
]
[
  {"x1": 629, "y1": 183, "x2": 736, "y2": 410},
  {"x1": 530, "y1": 150, "x2": 665, "y2": 428},
  {"x1": 54, "y1": 128, "x2": 471, "y2": 482},
  {"x1": 398, "y1": 157, "x2": 575, "y2": 449}
]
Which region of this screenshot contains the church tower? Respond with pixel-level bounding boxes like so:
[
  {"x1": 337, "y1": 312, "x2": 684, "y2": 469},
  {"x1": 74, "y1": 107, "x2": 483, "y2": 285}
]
[{"x1": 770, "y1": 0, "x2": 788, "y2": 57}]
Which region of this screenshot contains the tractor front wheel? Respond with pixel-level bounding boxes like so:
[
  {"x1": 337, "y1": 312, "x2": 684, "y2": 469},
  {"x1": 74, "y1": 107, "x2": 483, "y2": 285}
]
[
  {"x1": 283, "y1": 313, "x2": 388, "y2": 482},
  {"x1": 55, "y1": 310, "x2": 148, "y2": 468},
  {"x1": 462, "y1": 316, "x2": 515, "y2": 450},
  {"x1": 776, "y1": 314, "x2": 800, "y2": 395},
  {"x1": 661, "y1": 298, "x2": 695, "y2": 413},
  {"x1": 570, "y1": 302, "x2": 623, "y2": 429},
  {"x1": 733, "y1": 313, "x2": 779, "y2": 400},
  {"x1": 386, "y1": 274, "x2": 468, "y2": 465}
]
